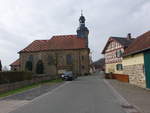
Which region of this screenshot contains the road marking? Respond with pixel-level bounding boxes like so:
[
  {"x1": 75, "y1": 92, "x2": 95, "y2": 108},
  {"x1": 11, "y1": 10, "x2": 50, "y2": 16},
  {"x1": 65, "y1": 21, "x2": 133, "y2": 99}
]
[{"x1": 103, "y1": 79, "x2": 142, "y2": 113}]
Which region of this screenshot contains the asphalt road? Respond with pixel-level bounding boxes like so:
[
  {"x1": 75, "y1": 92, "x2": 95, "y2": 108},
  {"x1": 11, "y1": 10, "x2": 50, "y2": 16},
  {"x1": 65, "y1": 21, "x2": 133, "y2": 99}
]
[{"x1": 10, "y1": 75, "x2": 126, "y2": 113}]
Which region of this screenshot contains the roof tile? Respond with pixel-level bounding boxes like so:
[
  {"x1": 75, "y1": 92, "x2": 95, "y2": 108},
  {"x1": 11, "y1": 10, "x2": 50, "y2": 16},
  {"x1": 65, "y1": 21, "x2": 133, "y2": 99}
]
[
  {"x1": 19, "y1": 35, "x2": 86, "y2": 53},
  {"x1": 10, "y1": 59, "x2": 20, "y2": 66},
  {"x1": 124, "y1": 31, "x2": 150, "y2": 56}
]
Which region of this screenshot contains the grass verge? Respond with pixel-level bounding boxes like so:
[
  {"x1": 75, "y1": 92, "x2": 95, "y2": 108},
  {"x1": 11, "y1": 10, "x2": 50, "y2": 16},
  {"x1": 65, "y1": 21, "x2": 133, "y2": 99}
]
[{"x1": 0, "y1": 78, "x2": 63, "y2": 98}]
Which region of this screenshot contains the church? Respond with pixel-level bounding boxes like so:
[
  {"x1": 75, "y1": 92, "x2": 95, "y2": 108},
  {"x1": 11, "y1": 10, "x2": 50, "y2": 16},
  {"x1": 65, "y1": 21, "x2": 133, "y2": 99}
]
[{"x1": 10, "y1": 14, "x2": 90, "y2": 76}]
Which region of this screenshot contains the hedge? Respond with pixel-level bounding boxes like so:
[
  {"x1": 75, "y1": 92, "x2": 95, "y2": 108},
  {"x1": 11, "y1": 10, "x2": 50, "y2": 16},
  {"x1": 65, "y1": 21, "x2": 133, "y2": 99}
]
[{"x1": 0, "y1": 71, "x2": 33, "y2": 84}]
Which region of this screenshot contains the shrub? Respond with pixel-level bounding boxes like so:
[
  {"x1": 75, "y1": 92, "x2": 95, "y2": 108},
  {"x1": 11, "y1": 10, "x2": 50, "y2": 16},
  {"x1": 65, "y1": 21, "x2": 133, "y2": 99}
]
[{"x1": 0, "y1": 71, "x2": 33, "y2": 84}]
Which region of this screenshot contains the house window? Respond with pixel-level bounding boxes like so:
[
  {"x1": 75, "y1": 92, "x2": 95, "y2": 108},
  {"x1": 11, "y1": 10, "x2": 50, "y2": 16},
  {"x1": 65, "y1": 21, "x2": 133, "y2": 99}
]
[
  {"x1": 116, "y1": 50, "x2": 123, "y2": 58},
  {"x1": 66, "y1": 55, "x2": 73, "y2": 65},
  {"x1": 116, "y1": 64, "x2": 123, "y2": 71},
  {"x1": 48, "y1": 56, "x2": 54, "y2": 65}
]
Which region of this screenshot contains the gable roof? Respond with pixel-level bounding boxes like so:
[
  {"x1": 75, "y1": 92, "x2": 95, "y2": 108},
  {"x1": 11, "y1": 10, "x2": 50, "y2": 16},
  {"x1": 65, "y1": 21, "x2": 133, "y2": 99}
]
[
  {"x1": 102, "y1": 36, "x2": 134, "y2": 54},
  {"x1": 10, "y1": 59, "x2": 20, "y2": 66},
  {"x1": 19, "y1": 35, "x2": 86, "y2": 53},
  {"x1": 113, "y1": 37, "x2": 134, "y2": 47},
  {"x1": 124, "y1": 31, "x2": 150, "y2": 56},
  {"x1": 48, "y1": 35, "x2": 86, "y2": 50},
  {"x1": 20, "y1": 40, "x2": 49, "y2": 53}
]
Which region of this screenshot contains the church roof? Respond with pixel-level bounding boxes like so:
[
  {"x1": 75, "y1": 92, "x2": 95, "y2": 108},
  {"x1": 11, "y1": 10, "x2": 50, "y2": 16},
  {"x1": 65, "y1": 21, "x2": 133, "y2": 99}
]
[
  {"x1": 124, "y1": 31, "x2": 150, "y2": 56},
  {"x1": 19, "y1": 35, "x2": 87, "y2": 53},
  {"x1": 10, "y1": 58, "x2": 20, "y2": 66}
]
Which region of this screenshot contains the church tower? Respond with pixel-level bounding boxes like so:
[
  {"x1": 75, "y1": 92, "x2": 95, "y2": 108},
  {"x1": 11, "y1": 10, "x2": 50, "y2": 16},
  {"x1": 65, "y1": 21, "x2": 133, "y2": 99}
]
[{"x1": 76, "y1": 12, "x2": 89, "y2": 48}]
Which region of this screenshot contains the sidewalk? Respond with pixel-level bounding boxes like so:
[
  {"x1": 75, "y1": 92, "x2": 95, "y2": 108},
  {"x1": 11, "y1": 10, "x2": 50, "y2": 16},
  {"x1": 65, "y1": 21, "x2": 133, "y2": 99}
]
[{"x1": 107, "y1": 79, "x2": 150, "y2": 113}]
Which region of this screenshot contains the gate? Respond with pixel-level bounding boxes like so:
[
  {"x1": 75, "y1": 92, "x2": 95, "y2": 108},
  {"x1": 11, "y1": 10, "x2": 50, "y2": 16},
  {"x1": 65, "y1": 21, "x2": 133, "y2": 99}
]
[{"x1": 144, "y1": 51, "x2": 150, "y2": 88}]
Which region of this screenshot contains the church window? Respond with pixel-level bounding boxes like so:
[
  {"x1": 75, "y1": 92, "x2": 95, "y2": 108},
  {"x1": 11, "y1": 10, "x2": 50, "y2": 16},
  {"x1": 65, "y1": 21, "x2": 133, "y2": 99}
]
[
  {"x1": 82, "y1": 56, "x2": 84, "y2": 60},
  {"x1": 66, "y1": 55, "x2": 73, "y2": 65},
  {"x1": 25, "y1": 55, "x2": 34, "y2": 71},
  {"x1": 36, "y1": 60, "x2": 44, "y2": 74},
  {"x1": 48, "y1": 56, "x2": 54, "y2": 65},
  {"x1": 25, "y1": 61, "x2": 33, "y2": 71},
  {"x1": 82, "y1": 65, "x2": 85, "y2": 69},
  {"x1": 28, "y1": 55, "x2": 34, "y2": 62}
]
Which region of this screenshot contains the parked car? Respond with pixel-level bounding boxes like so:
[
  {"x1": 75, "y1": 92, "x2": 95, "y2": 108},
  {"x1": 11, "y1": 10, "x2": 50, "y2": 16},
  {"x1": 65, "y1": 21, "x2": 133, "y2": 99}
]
[{"x1": 61, "y1": 71, "x2": 77, "y2": 81}]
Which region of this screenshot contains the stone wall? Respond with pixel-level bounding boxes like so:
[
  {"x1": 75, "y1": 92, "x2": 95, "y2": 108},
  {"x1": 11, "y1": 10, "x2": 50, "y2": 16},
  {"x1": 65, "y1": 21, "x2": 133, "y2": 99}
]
[
  {"x1": 0, "y1": 76, "x2": 53, "y2": 94},
  {"x1": 123, "y1": 64, "x2": 146, "y2": 88},
  {"x1": 20, "y1": 49, "x2": 90, "y2": 76}
]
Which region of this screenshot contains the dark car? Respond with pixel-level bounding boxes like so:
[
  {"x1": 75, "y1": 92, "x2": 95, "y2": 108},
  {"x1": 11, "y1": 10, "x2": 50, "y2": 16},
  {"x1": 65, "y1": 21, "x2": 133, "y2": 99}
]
[{"x1": 61, "y1": 71, "x2": 76, "y2": 81}]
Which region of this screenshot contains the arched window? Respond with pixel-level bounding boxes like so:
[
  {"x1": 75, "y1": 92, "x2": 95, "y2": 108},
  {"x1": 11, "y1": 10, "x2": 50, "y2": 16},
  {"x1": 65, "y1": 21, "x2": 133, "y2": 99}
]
[
  {"x1": 36, "y1": 60, "x2": 44, "y2": 74},
  {"x1": 48, "y1": 56, "x2": 54, "y2": 65},
  {"x1": 25, "y1": 61, "x2": 33, "y2": 71},
  {"x1": 66, "y1": 55, "x2": 72, "y2": 65},
  {"x1": 25, "y1": 55, "x2": 34, "y2": 71}
]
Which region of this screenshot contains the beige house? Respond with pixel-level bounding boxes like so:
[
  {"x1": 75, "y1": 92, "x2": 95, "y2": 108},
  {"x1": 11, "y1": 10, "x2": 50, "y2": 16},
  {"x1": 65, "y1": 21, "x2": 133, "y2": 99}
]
[
  {"x1": 123, "y1": 31, "x2": 150, "y2": 88},
  {"x1": 13, "y1": 14, "x2": 90, "y2": 76}
]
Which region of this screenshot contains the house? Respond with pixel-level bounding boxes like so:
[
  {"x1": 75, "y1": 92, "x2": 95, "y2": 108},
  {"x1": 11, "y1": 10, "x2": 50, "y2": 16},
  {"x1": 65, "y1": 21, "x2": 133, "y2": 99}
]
[
  {"x1": 16, "y1": 14, "x2": 90, "y2": 76},
  {"x1": 102, "y1": 34, "x2": 134, "y2": 82},
  {"x1": 10, "y1": 59, "x2": 20, "y2": 71},
  {"x1": 123, "y1": 31, "x2": 150, "y2": 88}
]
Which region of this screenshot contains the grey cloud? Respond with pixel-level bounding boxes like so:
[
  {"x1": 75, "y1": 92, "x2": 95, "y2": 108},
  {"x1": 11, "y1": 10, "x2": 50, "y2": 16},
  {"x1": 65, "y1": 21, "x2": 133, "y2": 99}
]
[{"x1": 0, "y1": 0, "x2": 150, "y2": 67}]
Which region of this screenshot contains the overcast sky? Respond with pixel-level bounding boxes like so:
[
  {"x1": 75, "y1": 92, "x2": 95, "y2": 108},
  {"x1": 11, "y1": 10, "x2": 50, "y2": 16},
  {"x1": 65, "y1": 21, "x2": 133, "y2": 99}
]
[{"x1": 0, "y1": 0, "x2": 150, "y2": 68}]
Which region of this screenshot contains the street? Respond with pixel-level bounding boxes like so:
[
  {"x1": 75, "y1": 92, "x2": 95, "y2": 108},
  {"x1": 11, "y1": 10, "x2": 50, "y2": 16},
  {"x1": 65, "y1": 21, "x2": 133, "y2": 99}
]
[{"x1": 8, "y1": 74, "x2": 127, "y2": 113}]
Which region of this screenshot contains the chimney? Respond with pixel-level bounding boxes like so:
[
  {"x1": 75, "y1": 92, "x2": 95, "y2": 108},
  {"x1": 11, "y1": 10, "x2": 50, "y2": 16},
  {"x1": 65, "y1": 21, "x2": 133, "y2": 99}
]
[{"x1": 127, "y1": 33, "x2": 132, "y2": 39}]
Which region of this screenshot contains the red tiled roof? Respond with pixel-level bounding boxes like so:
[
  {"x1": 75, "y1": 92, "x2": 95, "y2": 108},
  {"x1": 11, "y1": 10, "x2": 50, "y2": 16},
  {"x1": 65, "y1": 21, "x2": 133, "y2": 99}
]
[
  {"x1": 48, "y1": 35, "x2": 86, "y2": 50},
  {"x1": 20, "y1": 40, "x2": 49, "y2": 53},
  {"x1": 19, "y1": 35, "x2": 86, "y2": 53},
  {"x1": 10, "y1": 59, "x2": 20, "y2": 66},
  {"x1": 124, "y1": 31, "x2": 150, "y2": 56}
]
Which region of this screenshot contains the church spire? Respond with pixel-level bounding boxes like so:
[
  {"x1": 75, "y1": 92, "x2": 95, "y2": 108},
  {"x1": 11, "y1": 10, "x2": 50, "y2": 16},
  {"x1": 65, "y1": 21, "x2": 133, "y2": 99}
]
[
  {"x1": 76, "y1": 12, "x2": 89, "y2": 38},
  {"x1": 76, "y1": 12, "x2": 89, "y2": 48}
]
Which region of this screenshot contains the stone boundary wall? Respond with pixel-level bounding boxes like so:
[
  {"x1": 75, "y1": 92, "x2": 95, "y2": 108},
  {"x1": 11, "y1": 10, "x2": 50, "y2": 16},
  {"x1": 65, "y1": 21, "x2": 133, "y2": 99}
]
[
  {"x1": 0, "y1": 75, "x2": 56, "y2": 94},
  {"x1": 123, "y1": 64, "x2": 146, "y2": 88}
]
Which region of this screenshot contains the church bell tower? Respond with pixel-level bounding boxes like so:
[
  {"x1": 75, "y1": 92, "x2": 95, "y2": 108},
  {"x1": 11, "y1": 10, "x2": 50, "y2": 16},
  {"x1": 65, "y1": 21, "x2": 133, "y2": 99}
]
[{"x1": 76, "y1": 12, "x2": 89, "y2": 48}]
